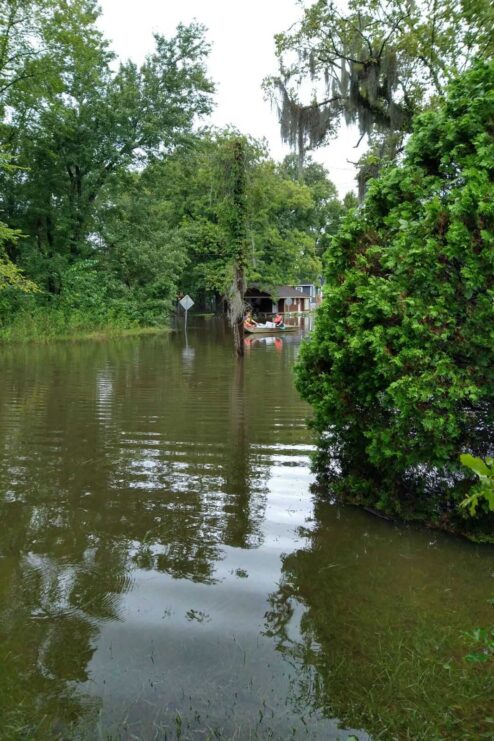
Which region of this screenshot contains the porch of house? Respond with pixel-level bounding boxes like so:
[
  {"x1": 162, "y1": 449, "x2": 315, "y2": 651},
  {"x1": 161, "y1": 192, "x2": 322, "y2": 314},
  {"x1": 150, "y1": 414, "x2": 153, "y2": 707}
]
[{"x1": 244, "y1": 285, "x2": 311, "y2": 317}]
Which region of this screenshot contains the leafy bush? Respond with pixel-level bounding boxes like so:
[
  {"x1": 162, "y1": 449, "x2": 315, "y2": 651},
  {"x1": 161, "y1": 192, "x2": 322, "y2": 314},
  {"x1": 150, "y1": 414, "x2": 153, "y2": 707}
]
[
  {"x1": 460, "y1": 455, "x2": 494, "y2": 515},
  {"x1": 296, "y1": 60, "x2": 494, "y2": 537},
  {"x1": 0, "y1": 258, "x2": 173, "y2": 340}
]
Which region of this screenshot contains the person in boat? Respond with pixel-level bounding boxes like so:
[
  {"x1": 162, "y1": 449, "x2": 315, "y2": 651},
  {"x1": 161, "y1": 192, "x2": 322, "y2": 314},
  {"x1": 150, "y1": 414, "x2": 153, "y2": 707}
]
[
  {"x1": 244, "y1": 311, "x2": 258, "y2": 329},
  {"x1": 274, "y1": 313, "x2": 285, "y2": 328},
  {"x1": 245, "y1": 311, "x2": 269, "y2": 329}
]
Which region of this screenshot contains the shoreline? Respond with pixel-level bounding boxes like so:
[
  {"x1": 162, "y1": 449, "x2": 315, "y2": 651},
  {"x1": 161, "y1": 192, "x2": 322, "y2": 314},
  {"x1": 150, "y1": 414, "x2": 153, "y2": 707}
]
[{"x1": 0, "y1": 324, "x2": 172, "y2": 345}]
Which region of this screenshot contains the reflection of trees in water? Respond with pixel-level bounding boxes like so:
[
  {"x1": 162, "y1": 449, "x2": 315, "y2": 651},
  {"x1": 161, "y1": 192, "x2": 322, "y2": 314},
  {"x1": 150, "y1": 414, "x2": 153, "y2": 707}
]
[
  {"x1": 221, "y1": 359, "x2": 267, "y2": 549},
  {"x1": 0, "y1": 332, "x2": 277, "y2": 735},
  {"x1": 264, "y1": 499, "x2": 494, "y2": 740},
  {"x1": 117, "y1": 334, "x2": 269, "y2": 572},
  {"x1": 0, "y1": 511, "x2": 108, "y2": 735}
]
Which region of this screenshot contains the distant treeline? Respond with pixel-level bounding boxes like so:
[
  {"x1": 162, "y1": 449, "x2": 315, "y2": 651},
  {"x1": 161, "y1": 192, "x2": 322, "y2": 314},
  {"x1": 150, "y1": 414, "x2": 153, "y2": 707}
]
[{"x1": 0, "y1": 0, "x2": 353, "y2": 340}]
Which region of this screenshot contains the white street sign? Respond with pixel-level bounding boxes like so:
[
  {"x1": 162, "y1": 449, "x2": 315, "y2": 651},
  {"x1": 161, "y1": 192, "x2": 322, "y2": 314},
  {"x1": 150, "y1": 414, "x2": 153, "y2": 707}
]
[{"x1": 179, "y1": 295, "x2": 194, "y2": 311}]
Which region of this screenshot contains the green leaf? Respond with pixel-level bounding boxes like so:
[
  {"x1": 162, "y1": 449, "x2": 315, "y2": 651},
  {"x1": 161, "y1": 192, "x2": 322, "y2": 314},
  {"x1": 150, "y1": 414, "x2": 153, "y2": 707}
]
[{"x1": 460, "y1": 454, "x2": 492, "y2": 478}]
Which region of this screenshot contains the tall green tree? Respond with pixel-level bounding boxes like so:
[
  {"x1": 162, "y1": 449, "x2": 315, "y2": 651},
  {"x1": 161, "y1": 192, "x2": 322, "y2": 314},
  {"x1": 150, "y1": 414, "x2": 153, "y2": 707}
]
[
  {"x1": 265, "y1": 0, "x2": 494, "y2": 165},
  {"x1": 154, "y1": 132, "x2": 331, "y2": 308},
  {"x1": 0, "y1": 149, "x2": 37, "y2": 293},
  {"x1": 0, "y1": 0, "x2": 58, "y2": 109},
  {"x1": 1, "y1": 1, "x2": 213, "y2": 291},
  {"x1": 96, "y1": 165, "x2": 189, "y2": 324},
  {"x1": 295, "y1": 59, "x2": 494, "y2": 539},
  {"x1": 279, "y1": 155, "x2": 354, "y2": 257}
]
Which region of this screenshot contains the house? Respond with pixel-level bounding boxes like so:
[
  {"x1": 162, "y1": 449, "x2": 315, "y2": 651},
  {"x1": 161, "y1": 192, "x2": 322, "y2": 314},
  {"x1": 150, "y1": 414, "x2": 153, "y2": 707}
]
[
  {"x1": 276, "y1": 285, "x2": 310, "y2": 313},
  {"x1": 244, "y1": 284, "x2": 311, "y2": 314},
  {"x1": 243, "y1": 285, "x2": 276, "y2": 314},
  {"x1": 294, "y1": 282, "x2": 323, "y2": 309}
]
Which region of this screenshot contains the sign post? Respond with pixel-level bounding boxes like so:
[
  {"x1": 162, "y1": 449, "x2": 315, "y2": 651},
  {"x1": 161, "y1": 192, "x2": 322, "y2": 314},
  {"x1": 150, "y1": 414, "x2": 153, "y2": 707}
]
[{"x1": 179, "y1": 294, "x2": 194, "y2": 330}]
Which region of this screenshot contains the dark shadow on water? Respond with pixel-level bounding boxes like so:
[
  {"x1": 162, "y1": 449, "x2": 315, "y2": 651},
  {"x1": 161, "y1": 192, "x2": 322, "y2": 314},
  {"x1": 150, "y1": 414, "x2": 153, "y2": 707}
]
[{"x1": 264, "y1": 495, "x2": 494, "y2": 740}]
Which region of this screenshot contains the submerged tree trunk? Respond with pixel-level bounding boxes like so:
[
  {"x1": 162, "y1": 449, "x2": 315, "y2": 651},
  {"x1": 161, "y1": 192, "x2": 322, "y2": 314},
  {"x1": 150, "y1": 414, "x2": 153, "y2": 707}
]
[
  {"x1": 231, "y1": 260, "x2": 245, "y2": 357},
  {"x1": 225, "y1": 137, "x2": 248, "y2": 358}
]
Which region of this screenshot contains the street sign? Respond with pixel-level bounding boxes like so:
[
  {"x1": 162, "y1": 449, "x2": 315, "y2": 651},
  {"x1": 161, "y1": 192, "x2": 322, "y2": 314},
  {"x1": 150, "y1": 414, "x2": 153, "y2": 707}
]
[
  {"x1": 179, "y1": 295, "x2": 194, "y2": 331},
  {"x1": 179, "y1": 295, "x2": 194, "y2": 311}
]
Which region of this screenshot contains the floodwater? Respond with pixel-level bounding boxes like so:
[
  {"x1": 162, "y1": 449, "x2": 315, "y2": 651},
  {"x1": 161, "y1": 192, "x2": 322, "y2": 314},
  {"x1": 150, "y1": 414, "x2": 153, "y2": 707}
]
[{"x1": 0, "y1": 320, "x2": 493, "y2": 741}]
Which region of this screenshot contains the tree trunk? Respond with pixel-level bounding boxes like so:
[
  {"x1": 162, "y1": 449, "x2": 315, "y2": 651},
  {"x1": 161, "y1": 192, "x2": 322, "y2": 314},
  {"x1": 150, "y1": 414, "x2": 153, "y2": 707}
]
[
  {"x1": 232, "y1": 261, "x2": 245, "y2": 357},
  {"x1": 226, "y1": 137, "x2": 248, "y2": 358}
]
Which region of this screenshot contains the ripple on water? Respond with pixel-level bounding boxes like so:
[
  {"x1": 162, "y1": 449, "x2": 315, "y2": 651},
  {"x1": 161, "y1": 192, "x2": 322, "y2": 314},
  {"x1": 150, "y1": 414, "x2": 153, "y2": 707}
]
[{"x1": 2, "y1": 328, "x2": 490, "y2": 740}]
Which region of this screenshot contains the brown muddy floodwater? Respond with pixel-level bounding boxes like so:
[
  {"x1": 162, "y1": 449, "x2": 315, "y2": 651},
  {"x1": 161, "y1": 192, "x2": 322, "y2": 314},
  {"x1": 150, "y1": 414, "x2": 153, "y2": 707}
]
[{"x1": 0, "y1": 319, "x2": 493, "y2": 740}]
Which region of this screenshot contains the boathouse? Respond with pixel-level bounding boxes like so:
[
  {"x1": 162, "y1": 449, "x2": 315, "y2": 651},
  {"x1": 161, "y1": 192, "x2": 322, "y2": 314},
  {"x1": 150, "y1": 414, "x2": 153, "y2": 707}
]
[{"x1": 244, "y1": 285, "x2": 310, "y2": 314}]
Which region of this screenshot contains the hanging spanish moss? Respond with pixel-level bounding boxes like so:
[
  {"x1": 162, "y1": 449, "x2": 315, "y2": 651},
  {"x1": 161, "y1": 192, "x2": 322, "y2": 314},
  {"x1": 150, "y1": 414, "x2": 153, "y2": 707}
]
[
  {"x1": 227, "y1": 264, "x2": 247, "y2": 354},
  {"x1": 276, "y1": 80, "x2": 338, "y2": 172},
  {"x1": 222, "y1": 137, "x2": 249, "y2": 357},
  {"x1": 272, "y1": 14, "x2": 411, "y2": 169},
  {"x1": 343, "y1": 46, "x2": 404, "y2": 135}
]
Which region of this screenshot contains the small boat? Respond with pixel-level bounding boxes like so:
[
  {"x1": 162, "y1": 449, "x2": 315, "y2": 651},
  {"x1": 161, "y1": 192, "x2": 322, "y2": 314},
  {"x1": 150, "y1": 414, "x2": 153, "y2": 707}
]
[{"x1": 244, "y1": 325, "x2": 298, "y2": 334}]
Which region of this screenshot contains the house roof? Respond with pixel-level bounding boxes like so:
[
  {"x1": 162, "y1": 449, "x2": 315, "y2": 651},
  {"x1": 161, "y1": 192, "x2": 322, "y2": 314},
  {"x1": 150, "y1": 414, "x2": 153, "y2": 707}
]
[
  {"x1": 245, "y1": 284, "x2": 308, "y2": 299},
  {"x1": 276, "y1": 285, "x2": 307, "y2": 299},
  {"x1": 244, "y1": 286, "x2": 272, "y2": 298}
]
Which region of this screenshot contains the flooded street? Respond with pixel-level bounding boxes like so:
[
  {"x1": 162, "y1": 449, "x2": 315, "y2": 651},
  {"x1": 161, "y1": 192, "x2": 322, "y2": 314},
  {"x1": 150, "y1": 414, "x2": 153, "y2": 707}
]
[{"x1": 0, "y1": 321, "x2": 493, "y2": 740}]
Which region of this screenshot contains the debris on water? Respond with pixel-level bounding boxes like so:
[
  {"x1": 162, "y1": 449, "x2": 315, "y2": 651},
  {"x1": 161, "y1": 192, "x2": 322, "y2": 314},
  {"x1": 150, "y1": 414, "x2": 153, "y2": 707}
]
[
  {"x1": 185, "y1": 609, "x2": 211, "y2": 623},
  {"x1": 232, "y1": 568, "x2": 248, "y2": 578}
]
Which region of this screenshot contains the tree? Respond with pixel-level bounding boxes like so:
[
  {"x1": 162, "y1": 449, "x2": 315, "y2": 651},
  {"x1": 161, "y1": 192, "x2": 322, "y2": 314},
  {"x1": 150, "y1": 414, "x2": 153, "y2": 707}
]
[
  {"x1": 0, "y1": 0, "x2": 57, "y2": 107},
  {"x1": 279, "y1": 154, "x2": 353, "y2": 257},
  {"x1": 223, "y1": 136, "x2": 249, "y2": 356},
  {"x1": 0, "y1": 150, "x2": 37, "y2": 293},
  {"x1": 0, "y1": 1, "x2": 215, "y2": 332},
  {"x1": 295, "y1": 59, "x2": 494, "y2": 539},
  {"x1": 136, "y1": 132, "x2": 330, "y2": 320},
  {"x1": 265, "y1": 0, "x2": 494, "y2": 166},
  {"x1": 0, "y1": 1, "x2": 214, "y2": 289},
  {"x1": 95, "y1": 167, "x2": 189, "y2": 323}
]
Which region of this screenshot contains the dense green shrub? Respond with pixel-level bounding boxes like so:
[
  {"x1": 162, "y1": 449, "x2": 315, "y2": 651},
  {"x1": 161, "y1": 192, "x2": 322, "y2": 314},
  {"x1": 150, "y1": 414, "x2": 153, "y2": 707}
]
[
  {"x1": 0, "y1": 258, "x2": 172, "y2": 340},
  {"x1": 296, "y1": 60, "x2": 494, "y2": 537}
]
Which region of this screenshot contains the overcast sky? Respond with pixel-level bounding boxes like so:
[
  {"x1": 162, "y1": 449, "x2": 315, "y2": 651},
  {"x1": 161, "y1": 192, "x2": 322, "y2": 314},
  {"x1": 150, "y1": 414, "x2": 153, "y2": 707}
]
[{"x1": 97, "y1": 0, "x2": 361, "y2": 196}]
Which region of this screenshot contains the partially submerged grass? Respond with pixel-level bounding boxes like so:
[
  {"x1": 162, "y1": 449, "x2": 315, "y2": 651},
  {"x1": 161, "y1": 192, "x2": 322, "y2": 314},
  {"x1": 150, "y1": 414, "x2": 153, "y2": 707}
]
[{"x1": 0, "y1": 314, "x2": 171, "y2": 344}]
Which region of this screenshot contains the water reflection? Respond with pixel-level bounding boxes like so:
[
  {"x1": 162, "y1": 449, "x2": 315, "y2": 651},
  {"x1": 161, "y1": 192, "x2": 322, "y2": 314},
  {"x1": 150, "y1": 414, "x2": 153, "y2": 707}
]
[
  {"x1": 0, "y1": 324, "x2": 492, "y2": 739},
  {"x1": 181, "y1": 327, "x2": 196, "y2": 374},
  {"x1": 265, "y1": 497, "x2": 494, "y2": 739},
  {"x1": 0, "y1": 325, "x2": 335, "y2": 738},
  {"x1": 245, "y1": 335, "x2": 284, "y2": 351}
]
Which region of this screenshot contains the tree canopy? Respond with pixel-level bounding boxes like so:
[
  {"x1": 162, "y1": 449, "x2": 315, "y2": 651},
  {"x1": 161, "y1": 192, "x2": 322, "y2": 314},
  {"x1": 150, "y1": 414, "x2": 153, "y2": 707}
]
[
  {"x1": 0, "y1": 1, "x2": 350, "y2": 338},
  {"x1": 139, "y1": 133, "x2": 342, "y2": 309},
  {"x1": 266, "y1": 0, "x2": 494, "y2": 165},
  {"x1": 295, "y1": 58, "x2": 494, "y2": 539},
  {"x1": 0, "y1": 0, "x2": 215, "y2": 331}
]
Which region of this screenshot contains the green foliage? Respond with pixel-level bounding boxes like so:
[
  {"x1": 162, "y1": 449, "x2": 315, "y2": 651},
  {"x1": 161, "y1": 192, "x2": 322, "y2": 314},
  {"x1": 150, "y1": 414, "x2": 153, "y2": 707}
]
[
  {"x1": 296, "y1": 60, "x2": 494, "y2": 537},
  {"x1": 460, "y1": 455, "x2": 494, "y2": 515},
  {"x1": 1, "y1": 5, "x2": 213, "y2": 265},
  {"x1": 464, "y1": 626, "x2": 494, "y2": 663},
  {"x1": 277, "y1": 155, "x2": 345, "y2": 258},
  {"x1": 97, "y1": 168, "x2": 188, "y2": 322},
  {"x1": 0, "y1": 256, "x2": 38, "y2": 293},
  {"x1": 0, "y1": 1, "x2": 214, "y2": 335},
  {"x1": 267, "y1": 0, "x2": 494, "y2": 160},
  {"x1": 151, "y1": 135, "x2": 343, "y2": 305},
  {"x1": 0, "y1": 259, "x2": 139, "y2": 340},
  {"x1": 0, "y1": 1, "x2": 348, "y2": 338},
  {"x1": 0, "y1": 2, "x2": 346, "y2": 338},
  {"x1": 0, "y1": 219, "x2": 37, "y2": 294},
  {"x1": 0, "y1": 150, "x2": 38, "y2": 293}
]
